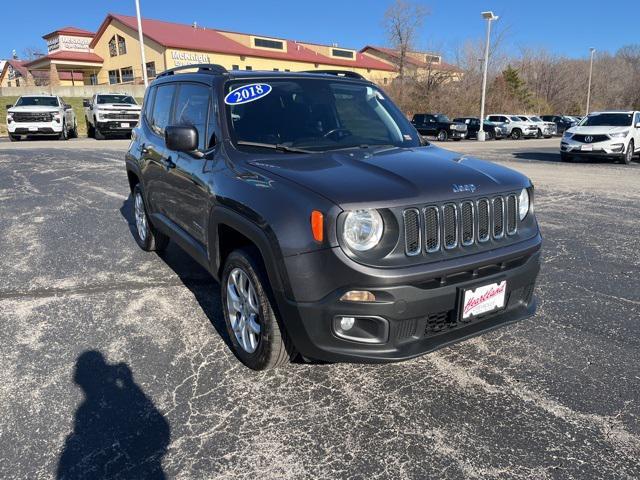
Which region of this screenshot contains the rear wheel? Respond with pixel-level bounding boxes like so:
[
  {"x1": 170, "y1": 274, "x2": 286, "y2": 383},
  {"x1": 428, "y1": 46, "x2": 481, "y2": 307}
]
[
  {"x1": 69, "y1": 118, "x2": 78, "y2": 138},
  {"x1": 623, "y1": 140, "x2": 634, "y2": 165},
  {"x1": 437, "y1": 130, "x2": 448, "y2": 141},
  {"x1": 132, "y1": 184, "x2": 169, "y2": 252},
  {"x1": 222, "y1": 247, "x2": 294, "y2": 370}
]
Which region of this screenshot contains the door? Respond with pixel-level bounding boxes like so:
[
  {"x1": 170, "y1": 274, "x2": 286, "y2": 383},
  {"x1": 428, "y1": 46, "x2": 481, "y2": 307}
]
[
  {"x1": 165, "y1": 82, "x2": 215, "y2": 244},
  {"x1": 142, "y1": 83, "x2": 177, "y2": 219},
  {"x1": 633, "y1": 113, "x2": 640, "y2": 151}
]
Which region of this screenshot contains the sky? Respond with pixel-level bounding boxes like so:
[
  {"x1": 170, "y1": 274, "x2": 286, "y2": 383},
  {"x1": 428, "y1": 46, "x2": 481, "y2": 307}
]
[{"x1": 2, "y1": 0, "x2": 639, "y2": 61}]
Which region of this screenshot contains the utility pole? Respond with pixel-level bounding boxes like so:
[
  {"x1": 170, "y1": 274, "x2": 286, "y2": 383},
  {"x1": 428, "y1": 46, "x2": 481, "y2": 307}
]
[
  {"x1": 586, "y1": 47, "x2": 596, "y2": 116},
  {"x1": 478, "y1": 11, "x2": 498, "y2": 142},
  {"x1": 135, "y1": 0, "x2": 149, "y2": 87}
]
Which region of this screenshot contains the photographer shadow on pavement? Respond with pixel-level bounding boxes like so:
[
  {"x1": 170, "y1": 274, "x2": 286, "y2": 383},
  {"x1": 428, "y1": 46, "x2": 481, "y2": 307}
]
[{"x1": 56, "y1": 351, "x2": 170, "y2": 480}]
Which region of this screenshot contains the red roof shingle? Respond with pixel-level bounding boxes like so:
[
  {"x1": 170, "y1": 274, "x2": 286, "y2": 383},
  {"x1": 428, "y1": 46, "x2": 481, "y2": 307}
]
[{"x1": 23, "y1": 50, "x2": 104, "y2": 67}]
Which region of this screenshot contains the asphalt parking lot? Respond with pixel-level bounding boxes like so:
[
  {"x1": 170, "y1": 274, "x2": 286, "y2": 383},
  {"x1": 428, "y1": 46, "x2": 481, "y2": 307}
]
[{"x1": 0, "y1": 137, "x2": 639, "y2": 479}]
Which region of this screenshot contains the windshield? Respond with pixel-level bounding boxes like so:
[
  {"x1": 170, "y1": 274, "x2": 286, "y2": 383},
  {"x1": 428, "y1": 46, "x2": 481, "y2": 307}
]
[
  {"x1": 97, "y1": 95, "x2": 136, "y2": 105},
  {"x1": 510, "y1": 116, "x2": 522, "y2": 122},
  {"x1": 531, "y1": 116, "x2": 542, "y2": 122},
  {"x1": 15, "y1": 96, "x2": 59, "y2": 107},
  {"x1": 435, "y1": 114, "x2": 450, "y2": 122},
  {"x1": 580, "y1": 113, "x2": 633, "y2": 127},
  {"x1": 224, "y1": 79, "x2": 421, "y2": 152}
]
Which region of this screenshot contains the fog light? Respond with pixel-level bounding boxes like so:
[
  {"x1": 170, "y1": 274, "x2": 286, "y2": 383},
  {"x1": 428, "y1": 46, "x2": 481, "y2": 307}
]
[
  {"x1": 339, "y1": 316, "x2": 355, "y2": 331},
  {"x1": 340, "y1": 290, "x2": 376, "y2": 302},
  {"x1": 611, "y1": 144, "x2": 624, "y2": 152}
]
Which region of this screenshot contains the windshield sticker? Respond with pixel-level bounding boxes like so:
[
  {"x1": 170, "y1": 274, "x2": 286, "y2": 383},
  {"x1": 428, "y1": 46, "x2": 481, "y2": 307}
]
[{"x1": 225, "y1": 83, "x2": 272, "y2": 105}]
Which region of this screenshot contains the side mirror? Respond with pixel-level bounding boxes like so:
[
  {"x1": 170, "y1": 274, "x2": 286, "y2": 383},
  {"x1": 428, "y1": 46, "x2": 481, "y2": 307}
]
[
  {"x1": 6, "y1": 104, "x2": 13, "y2": 109},
  {"x1": 82, "y1": 99, "x2": 91, "y2": 108},
  {"x1": 635, "y1": 122, "x2": 640, "y2": 128},
  {"x1": 165, "y1": 125, "x2": 198, "y2": 152},
  {"x1": 64, "y1": 105, "x2": 73, "y2": 111}
]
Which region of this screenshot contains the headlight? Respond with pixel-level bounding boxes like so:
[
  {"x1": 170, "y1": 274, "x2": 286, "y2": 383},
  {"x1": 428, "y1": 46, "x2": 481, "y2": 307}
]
[
  {"x1": 343, "y1": 209, "x2": 384, "y2": 251},
  {"x1": 563, "y1": 131, "x2": 573, "y2": 139},
  {"x1": 609, "y1": 131, "x2": 629, "y2": 138},
  {"x1": 518, "y1": 188, "x2": 530, "y2": 221}
]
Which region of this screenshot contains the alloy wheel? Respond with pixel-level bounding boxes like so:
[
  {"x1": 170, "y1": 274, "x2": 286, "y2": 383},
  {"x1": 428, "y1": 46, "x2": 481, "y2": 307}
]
[
  {"x1": 134, "y1": 192, "x2": 148, "y2": 242},
  {"x1": 226, "y1": 268, "x2": 261, "y2": 353}
]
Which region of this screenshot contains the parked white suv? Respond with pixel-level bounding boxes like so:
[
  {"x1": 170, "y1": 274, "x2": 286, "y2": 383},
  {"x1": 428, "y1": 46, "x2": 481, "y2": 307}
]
[
  {"x1": 84, "y1": 93, "x2": 141, "y2": 140},
  {"x1": 6, "y1": 95, "x2": 77, "y2": 141},
  {"x1": 486, "y1": 115, "x2": 538, "y2": 139},
  {"x1": 517, "y1": 115, "x2": 557, "y2": 138},
  {"x1": 561, "y1": 111, "x2": 640, "y2": 164}
]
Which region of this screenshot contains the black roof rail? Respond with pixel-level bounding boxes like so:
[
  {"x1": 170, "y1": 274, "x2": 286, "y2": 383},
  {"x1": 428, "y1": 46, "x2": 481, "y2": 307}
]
[
  {"x1": 300, "y1": 70, "x2": 366, "y2": 80},
  {"x1": 156, "y1": 64, "x2": 228, "y2": 78}
]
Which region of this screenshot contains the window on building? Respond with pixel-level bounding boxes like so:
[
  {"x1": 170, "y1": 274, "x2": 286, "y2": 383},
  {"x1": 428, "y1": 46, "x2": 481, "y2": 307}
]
[
  {"x1": 121, "y1": 66, "x2": 134, "y2": 83},
  {"x1": 146, "y1": 62, "x2": 156, "y2": 79},
  {"x1": 108, "y1": 36, "x2": 117, "y2": 57},
  {"x1": 173, "y1": 83, "x2": 211, "y2": 151},
  {"x1": 232, "y1": 65, "x2": 239, "y2": 70},
  {"x1": 117, "y1": 35, "x2": 127, "y2": 55},
  {"x1": 284, "y1": 69, "x2": 290, "y2": 72},
  {"x1": 383, "y1": 77, "x2": 388, "y2": 85},
  {"x1": 245, "y1": 66, "x2": 253, "y2": 71},
  {"x1": 332, "y1": 48, "x2": 355, "y2": 59},
  {"x1": 108, "y1": 69, "x2": 121, "y2": 84},
  {"x1": 254, "y1": 37, "x2": 284, "y2": 50},
  {"x1": 89, "y1": 73, "x2": 98, "y2": 85},
  {"x1": 425, "y1": 55, "x2": 441, "y2": 64},
  {"x1": 150, "y1": 84, "x2": 176, "y2": 136},
  {"x1": 273, "y1": 68, "x2": 279, "y2": 71}
]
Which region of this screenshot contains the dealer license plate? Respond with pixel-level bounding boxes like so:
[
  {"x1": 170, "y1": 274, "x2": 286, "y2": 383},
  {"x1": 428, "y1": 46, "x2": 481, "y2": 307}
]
[
  {"x1": 28, "y1": 126, "x2": 38, "y2": 132},
  {"x1": 121, "y1": 123, "x2": 130, "y2": 128},
  {"x1": 462, "y1": 281, "x2": 507, "y2": 320},
  {"x1": 581, "y1": 144, "x2": 593, "y2": 151}
]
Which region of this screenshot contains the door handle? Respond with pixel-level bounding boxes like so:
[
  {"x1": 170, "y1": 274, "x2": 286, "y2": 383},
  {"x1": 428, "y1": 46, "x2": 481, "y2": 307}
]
[{"x1": 164, "y1": 156, "x2": 176, "y2": 170}]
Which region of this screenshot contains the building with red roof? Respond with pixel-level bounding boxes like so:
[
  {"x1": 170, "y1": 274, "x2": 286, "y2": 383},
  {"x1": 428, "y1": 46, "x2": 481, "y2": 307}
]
[{"x1": 4, "y1": 13, "x2": 458, "y2": 87}]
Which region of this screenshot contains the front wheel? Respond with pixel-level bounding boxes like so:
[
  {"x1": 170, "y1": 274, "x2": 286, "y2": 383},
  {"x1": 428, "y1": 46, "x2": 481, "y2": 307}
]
[
  {"x1": 536, "y1": 129, "x2": 543, "y2": 139},
  {"x1": 58, "y1": 121, "x2": 68, "y2": 140},
  {"x1": 132, "y1": 184, "x2": 169, "y2": 252},
  {"x1": 623, "y1": 140, "x2": 634, "y2": 165},
  {"x1": 436, "y1": 130, "x2": 448, "y2": 141},
  {"x1": 511, "y1": 129, "x2": 522, "y2": 140},
  {"x1": 222, "y1": 247, "x2": 294, "y2": 370},
  {"x1": 9, "y1": 134, "x2": 20, "y2": 142},
  {"x1": 94, "y1": 126, "x2": 106, "y2": 140}
]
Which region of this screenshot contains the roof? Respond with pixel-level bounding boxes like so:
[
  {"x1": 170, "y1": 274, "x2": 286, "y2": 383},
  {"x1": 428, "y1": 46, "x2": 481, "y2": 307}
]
[
  {"x1": 23, "y1": 50, "x2": 103, "y2": 68},
  {"x1": 2, "y1": 59, "x2": 28, "y2": 78},
  {"x1": 361, "y1": 46, "x2": 461, "y2": 73},
  {"x1": 43, "y1": 26, "x2": 95, "y2": 39},
  {"x1": 91, "y1": 13, "x2": 394, "y2": 72}
]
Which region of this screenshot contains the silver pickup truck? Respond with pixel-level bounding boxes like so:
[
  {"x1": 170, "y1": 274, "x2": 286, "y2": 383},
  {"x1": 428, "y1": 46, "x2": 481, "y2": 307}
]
[
  {"x1": 83, "y1": 93, "x2": 141, "y2": 140},
  {"x1": 487, "y1": 114, "x2": 539, "y2": 140}
]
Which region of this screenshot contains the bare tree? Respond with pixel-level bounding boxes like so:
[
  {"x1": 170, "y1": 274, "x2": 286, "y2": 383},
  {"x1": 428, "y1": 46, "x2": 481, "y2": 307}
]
[
  {"x1": 21, "y1": 46, "x2": 45, "y2": 61},
  {"x1": 384, "y1": 0, "x2": 429, "y2": 101}
]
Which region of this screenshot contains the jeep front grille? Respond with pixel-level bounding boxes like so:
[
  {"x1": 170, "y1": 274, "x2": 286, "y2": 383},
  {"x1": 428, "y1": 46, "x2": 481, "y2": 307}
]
[{"x1": 403, "y1": 194, "x2": 519, "y2": 256}]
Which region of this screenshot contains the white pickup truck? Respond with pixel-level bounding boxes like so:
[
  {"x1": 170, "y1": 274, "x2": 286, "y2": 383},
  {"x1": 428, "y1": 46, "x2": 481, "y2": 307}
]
[
  {"x1": 6, "y1": 95, "x2": 77, "y2": 141},
  {"x1": 83, "y1": 93, "x2": 141, "y2": 140}
]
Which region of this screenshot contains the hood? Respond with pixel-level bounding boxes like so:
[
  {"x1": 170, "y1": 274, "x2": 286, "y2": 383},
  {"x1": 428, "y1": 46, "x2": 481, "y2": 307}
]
[
  {"x1": 568, "y1": 125, "x2": 630, "y2": 135},
  {"x1": 249, "y1": 145, "x2": 529, "y2": 209},
  {"x1": 8, "y1": 105, "x2": 60, "y2": 113}
]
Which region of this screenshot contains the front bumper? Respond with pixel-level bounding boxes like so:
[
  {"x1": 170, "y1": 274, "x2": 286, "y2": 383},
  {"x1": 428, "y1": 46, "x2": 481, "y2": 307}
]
[
  {"x1": 278, "y1": 235, "x2": 542, "y2": 363},
  {"x1": 8, "y1": 121, "x2": 62, "y2": 135},
  {"x1": 561, "y1": 139, "x2": 626, "y2": 158},
  {"x1": 96, "y1": 120, "x2": 139, "y2": 132},
  {"x1": 450, "y1": 130, "x2": 467, "y2": 139},
  {"x1": 523, "y1": 129, "x2": 538, "y2": 138}
]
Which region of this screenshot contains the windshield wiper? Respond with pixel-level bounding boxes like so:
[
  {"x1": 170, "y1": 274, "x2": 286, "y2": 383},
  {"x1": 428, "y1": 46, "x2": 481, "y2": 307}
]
[
  {"x1": 236, "y1": 141, "x2": 313, "y2": 154},
  {"x1": 323, "y1": 144, "x2": 397, "y2": 152}
]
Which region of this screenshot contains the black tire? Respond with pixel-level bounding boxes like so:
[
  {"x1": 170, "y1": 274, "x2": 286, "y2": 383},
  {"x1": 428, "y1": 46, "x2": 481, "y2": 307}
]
[
  {"x1": 9, "y1": 134, "x2": 20, "y2": 142},
  {"x1": 453, "y1": 138, "x2": 461, "y2": 142},
  {"x1": 132, "y1": 184, "x2": 169, "y2": 252},
  {"x1": 623, "y1": 140, "x2": 634, "y2": 165},
  {"x1": 86, "y1": 118, "x2": 94, "y2": 138},
  {"x1": 486, "y1": 131, "x2": 494, "y2": 140},
  {"x1": 536, "y1": 129, "x2": 543, "y2": 139},
  {"x1": 58, "y1": 121, "x2": 68, "y2": 141},
  {"x1": 221, "y1": 247, "x2": 294, "y2": 370},
  {"x1": 69, "y1": 119, "x2": 78, "y2": 139},
  {"x1": 94, "y1": 126, "x2": 106, "y2": 141},
  {"x1": 511, "y1": 129, "x2": 522, "y2": 140},
  {"x1": 560, "y1": 152, "x2": 572, "y2": 162},
  {"x1": 436, "y1": 130, "x2": 448, "y2": 142}
]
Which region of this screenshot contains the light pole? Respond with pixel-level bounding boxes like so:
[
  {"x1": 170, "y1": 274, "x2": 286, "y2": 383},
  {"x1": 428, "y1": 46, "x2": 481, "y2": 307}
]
[
  {"x1": 586, "y1": 47, "x2": 596, "y2": 116},
  {"x1": 135, "y1": 0, "x2": 149, "y2": 87},
  {"x1": 478, "y1": 11, "x2": 498, "y2": 142}
]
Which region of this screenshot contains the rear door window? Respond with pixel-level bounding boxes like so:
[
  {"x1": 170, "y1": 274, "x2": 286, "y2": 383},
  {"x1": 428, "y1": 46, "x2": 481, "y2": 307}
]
[{"x1": 150, "y1": 84, "x2": 176, "y2": 136}]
